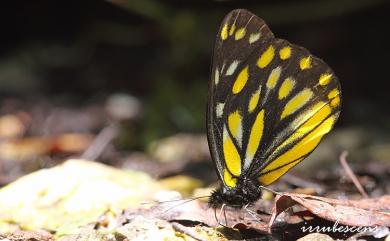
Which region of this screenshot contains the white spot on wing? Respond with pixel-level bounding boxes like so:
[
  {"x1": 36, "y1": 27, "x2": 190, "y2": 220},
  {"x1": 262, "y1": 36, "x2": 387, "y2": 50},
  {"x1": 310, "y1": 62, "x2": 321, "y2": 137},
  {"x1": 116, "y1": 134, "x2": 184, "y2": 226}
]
[
  {"x1": 225, "y1": 60, "x2": 240, "y2": 76},
  {"x1": 216, "y1": 103, "x2": 225, "y2": 118},
  {"x1": 214, "y1": 67, "x2": 220, "y2": 85},
  {"x1": 244, "y1": 156, "x2": 252, "y2": 170},
  {"x1": 260, "y1": 66, "x2": 282, "y2": 106},
  {"x1": 236, "y1": 122, "x2": 243, "y2": 148},
  {"x1": 221, "y1": 62, "x2": 226, "y2": 73},
  {"x1": 223, "y1": 125, "x2": 228, "y2": 141},
  {"x1": 249, "y1": 32, "x2": 261, "y2": 44}
]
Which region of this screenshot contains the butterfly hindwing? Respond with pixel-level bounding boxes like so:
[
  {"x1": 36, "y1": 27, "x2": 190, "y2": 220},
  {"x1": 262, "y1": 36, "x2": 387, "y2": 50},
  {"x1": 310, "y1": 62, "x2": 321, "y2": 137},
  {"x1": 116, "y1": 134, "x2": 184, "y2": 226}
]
[
  {"x1": 207, "y1": 9, "x2": 341, "y2": 189},
  {"x1": 247, "y1": 40, "x2": 341, "y2": 185}
]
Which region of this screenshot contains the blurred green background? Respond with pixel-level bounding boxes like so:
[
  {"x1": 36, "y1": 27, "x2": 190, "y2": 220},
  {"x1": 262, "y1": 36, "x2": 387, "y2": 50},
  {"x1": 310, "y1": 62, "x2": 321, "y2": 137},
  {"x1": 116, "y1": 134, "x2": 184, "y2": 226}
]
[{"x1": 0, "y1": 0, "x2": 389, "y2": 148}]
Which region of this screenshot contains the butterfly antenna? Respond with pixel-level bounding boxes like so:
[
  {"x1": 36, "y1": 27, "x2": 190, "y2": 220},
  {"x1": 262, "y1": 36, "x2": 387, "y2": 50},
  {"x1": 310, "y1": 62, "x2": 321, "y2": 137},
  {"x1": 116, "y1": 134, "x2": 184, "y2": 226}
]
[
  {"x1": 140, "y1": 195, "x2": 210, "y2": 205},
  {"x1": 161, "y1": 195, "x2": 210, "y2": 213},
  {"x1": 140, "y1": 198, "x2": 185, "y2": 205}
]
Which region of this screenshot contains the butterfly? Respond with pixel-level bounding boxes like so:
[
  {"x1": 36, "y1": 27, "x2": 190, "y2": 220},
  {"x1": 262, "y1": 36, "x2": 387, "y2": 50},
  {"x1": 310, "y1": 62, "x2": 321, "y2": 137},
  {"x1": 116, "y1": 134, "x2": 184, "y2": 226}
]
[{"x1": 207, "y1": 9, "x2": 341, "y2": 209}]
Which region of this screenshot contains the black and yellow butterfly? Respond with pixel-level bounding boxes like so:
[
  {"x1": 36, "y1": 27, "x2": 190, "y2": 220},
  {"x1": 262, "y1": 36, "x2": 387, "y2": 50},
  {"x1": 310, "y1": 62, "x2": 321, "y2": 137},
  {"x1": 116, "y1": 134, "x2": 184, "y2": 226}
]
[{"x1": 208, "y1": 9, "x2": 341, "y2": 208}]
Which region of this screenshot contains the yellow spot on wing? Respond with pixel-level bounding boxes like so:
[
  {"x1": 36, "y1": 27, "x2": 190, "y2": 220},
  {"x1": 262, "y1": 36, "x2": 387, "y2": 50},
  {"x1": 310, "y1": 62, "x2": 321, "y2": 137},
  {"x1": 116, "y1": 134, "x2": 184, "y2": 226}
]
[
  {"x1": 319, "y1": 73, "x2": 332, "y2": 86},
  {"x1": 248, "y1": 90, "x2": 260, "y2": 113},
  {"x1": 301, "y1": 104, "x2": 332, "y2": 132},
  {"x1": 221, "y1": 24, "x2": 228, "y2": 40},
  {"x1": 223, "y1": 127, "x2": 241, "y2": 176},
  {"x1": 260, "y1": 115, "x2": 336, "y2": 184},
  {"x1": 300, "y1": 56, "x2": 312, "y2": 70},
  {"x1": 223, "y1": 169, "x2": 237, "y2": 187},
  {"x1": 276, "y1": 102, "x2": 332, "y2": 154},
  {"x1": 328, "y1": 89, "x2": 340, "y2": 107},
  {"x1": 294, "y1": 102, "x2": 327, "y2": 126},
  {"x1": 235, "y1": 28, "x2": 246, "y2": 40},
  {"x1": 233, "y1": 66, "x2": 249, "y2": 94},
  {"x1": 331, "y1": 96, "x2": 340, "y2": 107},
  {"x1": 270, "y1": 102, "x2": 325, "y2": 155},
  {"x1": 257, "y1": 45, "x2": 275, "y2": 68},
  {"x1": 229, "y1": 24, "x2": 236, "y2": 36},
  {"x1": 228, "y1": 111, "x2": 242, "y2": 140},
  {"x1": 259, "y1": 158, "x2": 302, "y2": 185},
  {"x1": 245, "y1": 110, "x2": 265, "y2": 166},
  {"x1": 328, "y1": 89, "x2": 339, "y2": 99},
  {"x1": 249, "y1": 32, "x2": 261, "y2": 44},
  {"x1": 266, "y1": 66, "x2": 282, "y2": 89},
  {"x1": 278, "y1": 78, "x2": 295, "y2": 99},
  {"x1": 281, "y1": 88, "x2": 313, "y2": 119},
  {"x1": 279, "y1": 46, "x2": 292, "y2": 60}
]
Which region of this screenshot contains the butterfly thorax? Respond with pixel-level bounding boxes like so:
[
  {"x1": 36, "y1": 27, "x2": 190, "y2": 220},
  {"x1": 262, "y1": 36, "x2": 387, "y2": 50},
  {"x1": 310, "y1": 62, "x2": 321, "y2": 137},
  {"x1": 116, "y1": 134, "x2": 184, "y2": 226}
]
[{"x1": 208, "y1": 177, "x2": 261, "y2": 209}]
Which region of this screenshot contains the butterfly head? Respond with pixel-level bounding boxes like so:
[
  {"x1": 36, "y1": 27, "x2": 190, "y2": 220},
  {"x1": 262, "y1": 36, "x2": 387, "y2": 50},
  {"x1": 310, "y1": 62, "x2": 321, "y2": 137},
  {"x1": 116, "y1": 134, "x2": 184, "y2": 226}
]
[{"x1": 208, "y1": 177, "x2": 261, "y2": 209}]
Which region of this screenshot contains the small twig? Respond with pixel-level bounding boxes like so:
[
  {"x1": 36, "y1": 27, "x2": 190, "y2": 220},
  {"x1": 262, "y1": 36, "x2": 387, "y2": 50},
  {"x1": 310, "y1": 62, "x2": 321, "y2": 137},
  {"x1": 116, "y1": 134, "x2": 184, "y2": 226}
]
[
  {"x1": 339, "y1": 151, "x2": 369, "y2": 198},
  {"x1": 171, "y1": 222, "x2": 208, "y2": 241},
  {"x1": 81, "y1": 123, "x2": 118, "y2": 160}
]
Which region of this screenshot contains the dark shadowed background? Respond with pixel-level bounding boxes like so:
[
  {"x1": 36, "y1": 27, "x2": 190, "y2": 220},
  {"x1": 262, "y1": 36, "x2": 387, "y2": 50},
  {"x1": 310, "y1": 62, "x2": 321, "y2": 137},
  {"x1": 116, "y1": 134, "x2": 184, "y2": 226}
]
[{"x1": 0, "y1": 0, "x2": 389, "y2": 173}]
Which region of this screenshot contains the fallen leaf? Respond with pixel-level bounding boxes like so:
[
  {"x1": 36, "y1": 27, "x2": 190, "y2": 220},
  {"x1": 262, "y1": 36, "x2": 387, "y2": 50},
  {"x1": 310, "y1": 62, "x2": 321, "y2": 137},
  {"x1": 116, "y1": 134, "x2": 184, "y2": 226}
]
[
  {"x1": 270, "y1": 193, "x2": 390, "y2": 228},
  {"x1": 297, "y1": 233, "x2": 334, "y2": 241},
  {"x1": 0, "y1": 230, "x2": 53, "y2": 241},
  {"x1": 0, "y1": 159, "x2": 160, "y2": 235},
  {"x1": 132, "y1": 198, "x2": 270, "y2": 233}
]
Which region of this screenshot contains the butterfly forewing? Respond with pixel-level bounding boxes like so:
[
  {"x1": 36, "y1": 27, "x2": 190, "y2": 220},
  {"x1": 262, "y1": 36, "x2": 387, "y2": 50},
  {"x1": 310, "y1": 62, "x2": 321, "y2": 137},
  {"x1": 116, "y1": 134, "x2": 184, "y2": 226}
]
[
  {"x1": 207, "y1": 9, "x2": 341, "y2": 189},
  {"x1": 208, "y1": 9, "x2": 274, "y2": 184}
]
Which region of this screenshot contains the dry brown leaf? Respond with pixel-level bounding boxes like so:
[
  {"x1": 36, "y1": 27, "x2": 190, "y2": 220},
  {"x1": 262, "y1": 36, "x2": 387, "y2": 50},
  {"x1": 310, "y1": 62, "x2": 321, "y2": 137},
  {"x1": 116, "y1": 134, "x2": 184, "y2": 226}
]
[
  {"x1": 297, "y1": 233, "x2": 335, "y2": 241},
  {"x1": 133, "y1": 197, "x2": 270, "y2": 233},
  {"x1": 1, "y1": 230, "x2": 53, "y2": 241},
  {"x1": 269, "y1": 193, "x2": 390, "y2": 228}
]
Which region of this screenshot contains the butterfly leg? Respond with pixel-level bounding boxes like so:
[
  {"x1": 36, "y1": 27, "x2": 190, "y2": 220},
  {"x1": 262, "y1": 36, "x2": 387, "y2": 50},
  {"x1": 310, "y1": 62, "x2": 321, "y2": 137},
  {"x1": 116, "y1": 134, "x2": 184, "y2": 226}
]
[
  {"x1": 214, "y1": 203, "x2": 229, "y2": 227},
  {"x1": 219, "y1": 203, "x2": 229, "y2": 226},
  {"x1": 223, "y1": 205, "x2": 228, "y2": 227},
  {"x1": 243, "y1": 204, "x2": 262, "y2": 222},
  {"x1": 258, "y1": 185, "x2": 282, "y2": 196}
]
